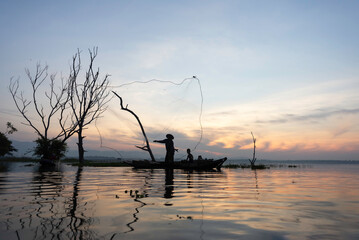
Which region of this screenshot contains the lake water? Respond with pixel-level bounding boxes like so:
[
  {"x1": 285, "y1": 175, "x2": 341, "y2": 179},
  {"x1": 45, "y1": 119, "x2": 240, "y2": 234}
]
[{"x1": 0, "y1": 161, "x2": 359, "y2": 240}]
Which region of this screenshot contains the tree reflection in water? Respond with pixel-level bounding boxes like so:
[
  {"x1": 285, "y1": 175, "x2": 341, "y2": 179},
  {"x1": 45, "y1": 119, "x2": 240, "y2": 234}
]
[
  {"x1": 252, "y1": 169, "x2": 260, "y2": 199},
  {"x1": 66, "y1": 166, "x2": 96, "y2": 239},
  {"x1": 26, "y1": 164, "x2": 96, "y2": 239},
  {"x1": 0, "y1": 162, "x2": 12, "y2": 232},
  {"x1": 121, "y1": 195, "x2": 147, "y2": 235},
  {"x1": 30, "y1": 164, "x2": 65, "y2": 239},
  {"x1": 110, "y1": 169, "x2": 154, "y2": 239},
  {"x1": 0, "y1": 162, "x2": 10, "y2": 194}
]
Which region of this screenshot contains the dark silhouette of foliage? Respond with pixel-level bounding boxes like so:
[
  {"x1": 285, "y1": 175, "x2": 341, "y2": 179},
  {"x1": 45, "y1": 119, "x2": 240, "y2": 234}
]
[
  {"x1": 0, "y1": 122, "x2": 17, "y2": 157},
  {"x1": 5, "y1": 122, "x2": 17, "y2": 134},
  {"x1": 0, "y1": 133, "x2": 17, "y2": 156},
  {"x1": 34, "y1": 137, "x2": 67, "y2": 159}
]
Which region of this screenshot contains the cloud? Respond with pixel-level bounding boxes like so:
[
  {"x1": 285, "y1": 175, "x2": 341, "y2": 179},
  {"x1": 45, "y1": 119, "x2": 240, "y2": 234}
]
[
  {"x1": 255, "y1": 108, "x2": 359, "y2": 124},
  {"x1": 332, "y1": 126, "x2": 351, "y2": 138}
]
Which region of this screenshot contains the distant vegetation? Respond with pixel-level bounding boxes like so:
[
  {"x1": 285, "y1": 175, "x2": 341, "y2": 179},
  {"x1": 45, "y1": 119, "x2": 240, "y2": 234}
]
[{"x1": 223, "y1": 164, "x2": 268, "y2": 169}]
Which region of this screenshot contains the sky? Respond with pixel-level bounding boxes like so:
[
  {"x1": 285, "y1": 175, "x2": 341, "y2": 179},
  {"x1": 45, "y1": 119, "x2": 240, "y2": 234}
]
[{"x1": 1, "y1": 0, "x2": 359, "y2": 160}]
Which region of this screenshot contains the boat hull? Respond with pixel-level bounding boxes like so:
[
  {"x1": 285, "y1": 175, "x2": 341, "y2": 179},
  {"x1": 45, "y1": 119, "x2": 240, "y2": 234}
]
[{"x1": 127, "y1": 157, "x2": 227, "y2": 170}]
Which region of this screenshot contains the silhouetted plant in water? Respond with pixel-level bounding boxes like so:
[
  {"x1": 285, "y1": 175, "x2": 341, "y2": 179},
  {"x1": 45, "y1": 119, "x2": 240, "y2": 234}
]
[
  {"x1": 176, "y1": 214, "x2": 194, "y2": 221},
  {"x1": 223, "y1": 164, "x2": 251, "y2": 169},
  {"x1": 124, "y1": 189, "x2": 148, "y2": 199},
  {"x1": 252, "y1": 164, "x2": 267, "y2": 169},
  {"x1": 248, "y1": 131, "x2": 257, "y2": 168},
  {"x1": 0, "y1": 122, "x2": 17, "y2": 156}
]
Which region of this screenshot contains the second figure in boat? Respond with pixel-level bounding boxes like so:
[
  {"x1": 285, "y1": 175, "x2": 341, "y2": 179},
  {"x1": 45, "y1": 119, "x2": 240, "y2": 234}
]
[{"x1": 186, "y1": 148, "x2": 194, "y2": 163}]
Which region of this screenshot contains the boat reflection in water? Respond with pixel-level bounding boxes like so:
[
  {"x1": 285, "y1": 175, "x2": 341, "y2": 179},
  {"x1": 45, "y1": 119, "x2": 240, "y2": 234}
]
[{"x1": 1, "y1": 162, "x2": 359, "y2": 239}]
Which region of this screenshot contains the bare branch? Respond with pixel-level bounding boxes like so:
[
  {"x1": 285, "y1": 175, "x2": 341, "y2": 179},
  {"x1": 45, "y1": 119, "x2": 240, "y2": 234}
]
[
  {"x1": 9, "y1": 78, "x2": 44, "y2": 138},
  {"x1": 9, "y1": 63, "x2": 77, "y2": 142},
  {"x1": 113, "y1": 91, "x2": 156, "y2": 162}
]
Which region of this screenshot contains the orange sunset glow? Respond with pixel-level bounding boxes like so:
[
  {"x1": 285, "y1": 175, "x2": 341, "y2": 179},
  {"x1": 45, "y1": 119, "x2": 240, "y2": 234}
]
[{"x1": 1, "y1": 1, "x2": 358, "y2": 161}]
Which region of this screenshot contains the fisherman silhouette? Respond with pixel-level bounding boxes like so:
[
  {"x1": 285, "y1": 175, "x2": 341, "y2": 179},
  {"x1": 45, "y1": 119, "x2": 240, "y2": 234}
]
[
  {"x1": 154, "y1": 134, "x2": 176, "y2": 164},
  {"x1": 186, "y1": 148, "x2": 194, "y2": 163}
]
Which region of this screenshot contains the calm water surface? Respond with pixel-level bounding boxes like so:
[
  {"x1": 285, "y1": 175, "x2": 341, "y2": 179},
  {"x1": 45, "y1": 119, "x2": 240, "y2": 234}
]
[{"x1": 0, "y1": 162, "x2": 358, "y2": 240}]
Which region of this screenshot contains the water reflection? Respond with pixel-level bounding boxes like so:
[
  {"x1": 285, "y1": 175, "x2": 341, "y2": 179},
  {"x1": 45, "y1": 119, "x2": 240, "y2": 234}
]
[
  {"x1": 253, "y1": 169, "x2": 260, "y2": 199},
  {"x1": 0, "y1": 162, "x2": 9, "y2": 173},
  {"x1": 0, "y1": 164, "x2": 98, "y2": 239},
  {"x1": 164, "y1": 168, "x2": 174, "y2": 199},
  {"x1": 123, "y1": 170, "x2": 151, "y2": 235},
  {"x1": 0, "y1": 162, "x2": 10, "y2": 194},
  {"x1": 32, "y1": 164, "x2": 64, "y2": 198},
  {"x1": 186, "y1": 170, "x2": 193, "y2": 189},
  {"x1": 5, "y1": 164, "x2": 66, "y2": 239},
  {"x1": 66, "y1": 166, "x2": 96, "y2": 239},
  {"x1": 1, "y1": 163, "x2": 359, "y2": 239},
  {"x1": 30, "y1": 164, "x2": 95, "y2": 240}
]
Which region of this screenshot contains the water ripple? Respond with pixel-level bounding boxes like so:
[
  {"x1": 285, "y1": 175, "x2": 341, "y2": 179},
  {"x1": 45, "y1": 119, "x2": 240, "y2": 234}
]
[{"x1": 0, "y1": 163, "x2": 359, "y2": 239}]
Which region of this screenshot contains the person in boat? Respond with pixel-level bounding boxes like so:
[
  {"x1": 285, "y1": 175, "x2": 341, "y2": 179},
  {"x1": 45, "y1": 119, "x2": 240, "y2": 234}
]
[
  {"x1": 197, "y1": 155, "x2": 203, "y2": 161},
  {"x1": 186, "y1": 148, "x2": 194, "y2": 163},
  {"x1": 154, "y1": 134, "x2": 176, "y2": 164}
]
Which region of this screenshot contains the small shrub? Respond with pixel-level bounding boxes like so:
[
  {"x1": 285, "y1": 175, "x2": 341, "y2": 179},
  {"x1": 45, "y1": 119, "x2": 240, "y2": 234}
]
[
  {"x1": 0, "y1": 122, "x2": 17, "y2": 157},
  {"x1": 0, "y1": 132, "x2": 17, "y2": 157},
  {"x1": 34, "y1": 138, "x2": 67, "y2": 159}
]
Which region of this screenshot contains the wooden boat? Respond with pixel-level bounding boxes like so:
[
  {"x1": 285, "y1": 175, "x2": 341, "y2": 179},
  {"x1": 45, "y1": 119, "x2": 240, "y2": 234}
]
[
  {"x1": 112, "y1": 93, "x2": 227, "y2": 171},
  {"x1": 126, "y1": 157, "x2": 227, "y2": 170}
]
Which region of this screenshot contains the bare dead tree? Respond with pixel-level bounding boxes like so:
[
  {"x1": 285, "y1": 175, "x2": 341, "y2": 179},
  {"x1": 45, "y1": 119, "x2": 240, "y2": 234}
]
[
  {"x1": 249, "y1": 131, "x2": 257, "y2": 168},
  {"x1": 68, "y1": 48, "x2": 111, "y2": 163},
  {"x1": 112, "y1": 91, "x2": 156, "y2": 162},
  {"x1": 9, "y1": 64, "x2": 78, "y2": 158}
]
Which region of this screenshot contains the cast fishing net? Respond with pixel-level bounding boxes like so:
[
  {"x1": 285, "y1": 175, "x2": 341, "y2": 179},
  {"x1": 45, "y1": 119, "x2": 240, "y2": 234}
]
[{"x1": 93, "y1": 77, "x2": 203, "y2": 160}]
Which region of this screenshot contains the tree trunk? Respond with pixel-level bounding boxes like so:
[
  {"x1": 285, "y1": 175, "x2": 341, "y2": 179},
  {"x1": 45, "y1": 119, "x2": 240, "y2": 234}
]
[{"x1": 77, "y1": 129, "x2": 85, "y2": 164}]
